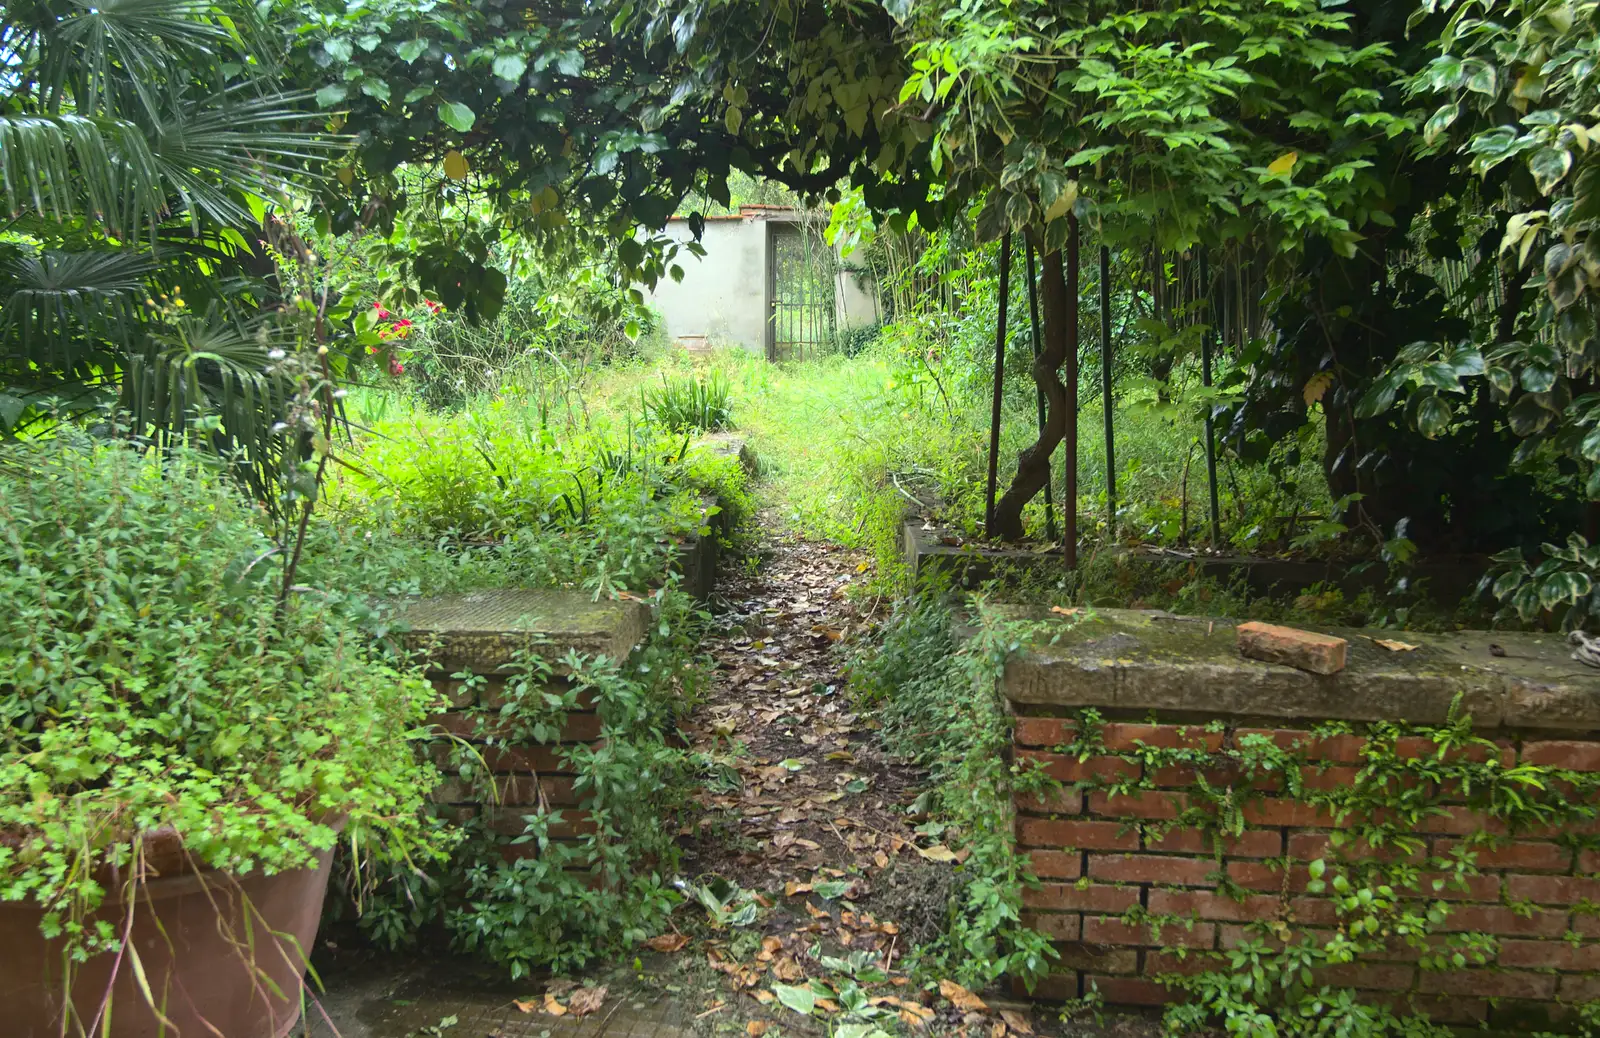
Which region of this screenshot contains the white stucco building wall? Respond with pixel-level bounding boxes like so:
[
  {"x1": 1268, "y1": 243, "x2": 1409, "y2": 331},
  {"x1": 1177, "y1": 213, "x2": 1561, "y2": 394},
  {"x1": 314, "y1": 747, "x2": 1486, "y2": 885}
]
[{"x1": 644, "y1": 205, "x2": 878, "y2": 357}]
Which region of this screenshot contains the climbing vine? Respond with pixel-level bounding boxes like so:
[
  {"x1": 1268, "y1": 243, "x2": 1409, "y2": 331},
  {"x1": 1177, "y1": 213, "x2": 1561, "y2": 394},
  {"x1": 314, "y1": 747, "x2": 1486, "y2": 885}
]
[{"x1": 1041, "y1": 704, "x2": 1600, "y2": 1034}]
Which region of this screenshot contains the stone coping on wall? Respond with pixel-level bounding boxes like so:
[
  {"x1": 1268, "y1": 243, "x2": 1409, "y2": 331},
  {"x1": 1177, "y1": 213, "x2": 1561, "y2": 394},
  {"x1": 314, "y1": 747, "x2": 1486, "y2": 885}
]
[
  {"x1": 993, "y1": 606, "x2": 1600, "y2": 733},
  {"x1": 396, "y1": 588, "x2": 650, "y2": 675}
]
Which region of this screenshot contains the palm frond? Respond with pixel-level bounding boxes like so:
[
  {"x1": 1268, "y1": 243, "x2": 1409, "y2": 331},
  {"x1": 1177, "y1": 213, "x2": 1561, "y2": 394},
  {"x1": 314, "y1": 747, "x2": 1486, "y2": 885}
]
[
  {"x1": 0, "y1": 247, "x2": 153, "y2": 371},
  {"x1": 0, "y1": 112, "x2": 165, "y2": 234}
]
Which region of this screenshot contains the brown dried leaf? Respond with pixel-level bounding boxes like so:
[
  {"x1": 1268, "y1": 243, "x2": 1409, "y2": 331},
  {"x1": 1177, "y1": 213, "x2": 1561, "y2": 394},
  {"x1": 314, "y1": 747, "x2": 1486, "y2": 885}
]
[
  {"x1": 752, "y1": 990, "x2": 776, "y2": 1005},
  {"x1": 917, "y1": 844, "x2": 959, "y2": 863},
  {"x1": 757, "y1": 936, "x2": 783, "y2": 962},
  {"x1": 939, "y1": 979, "x2": 988, "y2": 1012},
  {"x1": 1371, "y1": 637, "x2": 1420, "y2": 652},
  {"x1": 1000, "y1": 1010, "x2": 1034, "y2": 1035},
  {"x1": 784, "y1": 881, "x2": 813, "y2": 896},
  {"x1": 747, "y1": 1022, "x2": 770, "y2": 1037},
  {"x1": 646, "y1": 933, "x2": 689, "y2": 953},
  {"x1": 568, "y1": 985, "x2": 607, "y2": 1017},
  {"x1": 513, "y1": 1000, "x2": 538, "y2": 1014},
  {"x1": 773, "y1": 956, "x2": 805, "y2": 982},
  {"x1": 542, "y1": 994, "x2": 568, "y2": 1017}
]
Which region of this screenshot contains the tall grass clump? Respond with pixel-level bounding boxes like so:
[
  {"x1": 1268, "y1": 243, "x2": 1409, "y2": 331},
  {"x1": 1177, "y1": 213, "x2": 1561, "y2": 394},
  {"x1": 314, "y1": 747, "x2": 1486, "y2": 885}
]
[{"x1": 643, "y1": 371, "x2": 733, "y2": 432}]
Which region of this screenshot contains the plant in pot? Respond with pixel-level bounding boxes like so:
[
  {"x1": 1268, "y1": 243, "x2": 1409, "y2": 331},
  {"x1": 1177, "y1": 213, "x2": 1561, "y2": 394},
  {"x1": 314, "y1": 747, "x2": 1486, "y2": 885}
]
[{"x1": 0, "y1": 438, "x2": 443, "y2": 1038}]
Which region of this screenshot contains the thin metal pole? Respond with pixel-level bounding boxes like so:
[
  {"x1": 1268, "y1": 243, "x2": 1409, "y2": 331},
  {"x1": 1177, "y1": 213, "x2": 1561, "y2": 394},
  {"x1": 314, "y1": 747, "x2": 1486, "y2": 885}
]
[
  {"x1": 1063, "y1": 215, "x2": 1079, "y2": 569},
  {"x1": 1099, "y1": 244, "x2": 1115, "y2": 541},
  {"x1": 984, "y1": 231, "x2": 1013, "y2": 537},
  {"x1": 1026, "y1": 240, "x2": 1057, "y2": 542},
  {"x1": 1199, "y1": 247, "x2": 1221, "y2": 546}
]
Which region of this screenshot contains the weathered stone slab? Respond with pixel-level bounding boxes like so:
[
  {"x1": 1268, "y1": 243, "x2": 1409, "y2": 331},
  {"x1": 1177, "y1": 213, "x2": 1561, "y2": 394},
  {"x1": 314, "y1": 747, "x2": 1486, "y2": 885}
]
[
  {"x1": 696, "y1": 433, "x2": 758, "y2": 475},
  {"x1": 396, "y1": 588, "x2": 649, "y2": 674},
  {"x1": 994, "y1": 607, "x2": 1600, "y2": 732}
]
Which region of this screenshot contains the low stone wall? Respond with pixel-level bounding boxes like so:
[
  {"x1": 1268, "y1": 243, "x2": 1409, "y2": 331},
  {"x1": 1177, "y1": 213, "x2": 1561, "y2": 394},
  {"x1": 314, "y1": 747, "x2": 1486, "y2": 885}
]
[
  {"x1": 396, "y1": 589, "x2": 649, "y2": 857},
  {"x1": 999, "y1": 608, "x2": 1600, "y2": 1028}
]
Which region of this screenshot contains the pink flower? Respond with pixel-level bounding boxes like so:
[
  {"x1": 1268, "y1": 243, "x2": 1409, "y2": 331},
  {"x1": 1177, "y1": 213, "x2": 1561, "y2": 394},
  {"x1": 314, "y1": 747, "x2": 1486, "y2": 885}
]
[{"x1": 388, "y1": 358, "x2": 405, "y2": 376}]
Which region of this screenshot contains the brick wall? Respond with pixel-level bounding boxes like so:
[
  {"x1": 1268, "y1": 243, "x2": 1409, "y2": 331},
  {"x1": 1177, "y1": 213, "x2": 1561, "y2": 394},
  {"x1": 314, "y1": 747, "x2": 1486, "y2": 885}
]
[
  {"x1": 427, "y1": 672, "x2": 604, "y2": 859},
  {"x1": 1012, "y1": 716, "x2": 1600, "y2": 1027}
]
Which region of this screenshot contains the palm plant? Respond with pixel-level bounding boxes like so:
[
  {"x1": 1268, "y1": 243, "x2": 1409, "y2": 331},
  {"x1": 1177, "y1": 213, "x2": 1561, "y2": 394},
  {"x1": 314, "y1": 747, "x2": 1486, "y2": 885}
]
[{"x1": 0, "y1": 0, "x2": 343, "y2": 511}]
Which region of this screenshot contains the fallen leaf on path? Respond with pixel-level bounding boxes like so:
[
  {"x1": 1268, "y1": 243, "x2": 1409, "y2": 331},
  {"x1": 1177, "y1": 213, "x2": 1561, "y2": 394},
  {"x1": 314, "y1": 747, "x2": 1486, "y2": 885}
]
[
  {"x1": 542, "y1": 994, "x2": 568, "y2": 1016},
  {"x1": 939, "y1": 979, "x2": 988, "y2": 1012},
  {"x1": 752, "y1": 990, "x2": 776, "y2": 1005},
  {"x1": 1000, "y1": 1010, "x2": 1034, "y2": 1034},
  {"x1": 646, "y1": 933, "x2": 689, "y2": 952},
  {"x1": 774, "y1": 955, "x2": 805, "y2": 982},
  {"x1": 747, "y1": 1022, "x2": 770, "y2": 1037},
  {"x1": 1049, "y1": 606, "x2": 1082, "y2": 616},
  {"x1": 1371, "y1": 638, "x2": 1420, "y2": 652},
  {"x1": 513, "y1": 1000, "x2": 537, "y2": 1014},
  {"x1": 815, "y1": 998, "x2": 841, "y2": 1013},
  {"x1": 784, "y1": 880, "x2": 813, "y2": 895},
  {"x1": 757, "y1": 936, "x2": 783, "y2": 961},
  {"x1": 917, "y1": 844, "x2": 959, "y2": 863},
  {"x1": 899, "y1": 1007, "x2": 934, "y2": 1030},
  {"x1": 568, "y1": 986, "x2": 607, "y2": 1016}
]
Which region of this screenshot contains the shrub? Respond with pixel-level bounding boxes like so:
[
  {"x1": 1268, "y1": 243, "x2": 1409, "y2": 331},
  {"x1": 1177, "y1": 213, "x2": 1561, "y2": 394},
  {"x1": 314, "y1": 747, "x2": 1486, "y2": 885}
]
[
  {"x1": 644, "y1": 371, "x2": 734, "y2": 432},
  {"x1": 0, "y1": 440, "x2": 443, "y2": 957}
]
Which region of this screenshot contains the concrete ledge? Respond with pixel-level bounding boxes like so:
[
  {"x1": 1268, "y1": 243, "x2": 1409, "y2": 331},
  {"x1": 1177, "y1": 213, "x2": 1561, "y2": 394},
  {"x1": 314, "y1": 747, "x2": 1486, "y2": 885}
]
[
  {"x1": 995, "y1": 607, "x2": 1600, "y2": 733},
  {"x1": 397, "y1": 588, "x2": 649, "y2": 674}
]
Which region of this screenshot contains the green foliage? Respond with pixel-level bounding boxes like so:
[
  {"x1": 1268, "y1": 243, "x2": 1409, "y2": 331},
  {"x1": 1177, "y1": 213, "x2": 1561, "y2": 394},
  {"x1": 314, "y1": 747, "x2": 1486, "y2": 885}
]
[
  {"x1": 321, "y1": 400, "x2": 748, "y2": 594},
  {"x1": 851, "y1": 596, "x2": 1056, "y2": 989},
  {"x1": 643, "y1": 371, "x2": 733, "y2": 433},
  {"x1": 355, "y1": 593, "x2": 705, "y2": 977},
  {"x1": 0, "y1": 0, "x2": 353, "y2": 506},
  {"x1": 0, "y1": 440, "x2": 442, "y2": 958}
]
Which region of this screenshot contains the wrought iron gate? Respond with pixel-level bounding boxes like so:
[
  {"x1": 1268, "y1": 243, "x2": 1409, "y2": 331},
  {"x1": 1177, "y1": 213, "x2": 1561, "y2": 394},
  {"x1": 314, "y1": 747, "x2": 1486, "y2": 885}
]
[{"x1": 768, "y1": 223, "x2": 836, "y2": 361}]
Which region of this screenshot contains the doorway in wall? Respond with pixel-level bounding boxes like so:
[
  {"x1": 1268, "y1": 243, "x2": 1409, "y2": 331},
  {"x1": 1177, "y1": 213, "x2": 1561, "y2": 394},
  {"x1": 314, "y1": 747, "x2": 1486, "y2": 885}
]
[{"x1": 767, "y1": 223, "x2": 836, "y2": 361}]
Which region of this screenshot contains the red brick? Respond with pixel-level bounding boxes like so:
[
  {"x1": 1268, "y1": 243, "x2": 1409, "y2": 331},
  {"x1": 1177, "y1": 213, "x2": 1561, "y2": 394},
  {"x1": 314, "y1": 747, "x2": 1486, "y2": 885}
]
[
  {"x1": 1087, "y1": 854, "x2": 1216, "y2": 887},
  {"x1": 1294, "y1": 764, "x2": 1361, "y2": 793},
  {"x1": 1236, "y1": 621, "x2": 1347, "y2": 674},
  {"x1": 1019, "y1": 819, "x2": 1138, "y2": 852},
  {"x1": 1020, "y1": 750, "x2": 1141, "y2": 784},
  {"x1": 1053, "y1": 942, "x2": 1140, "y2": 974},
  {"x1": 478, "y1": 744, "x2": 573, "y2": 773},
  {"x1": 1375, "y1": 993, "x2": 1488, "y2": 1026},
  {"x1": 1147, "y1": 763, "x2": 1255, "y2": 789},
  {"x1": 1015, "y1": 716, "x2": 1076, "y2": 748},
  {"x1": 1016, "y1": 788, "x2": 1085, "y2": 814},
  {"x1": 1144, "y1": 950, "x2": 1217, "y2": 977},
  {"x1": 1418, "y1": 969, "x2": 1556, "y2": 1000},
  {"x1": 1508, "y1": 873, "x2": 1600, "y2": 904},
  {"x1": 1287, "y1": 898, "x2": 1342, "y2": 926},
  {"x1": 1218, "y1": 923, "x2": 1334, "y2": 951},
  {"x1": 1240, "y1": 798, "x2": 1338, "y2": 828},
  {"x1": 483, "y1": 807, "x2": 597, "y2": 839},
  {"x1": 1435, "y1": 839, "x2": 1570, "y2": 872},
  {"x1": 1088, "y1": 789, "x2": 1189, "y2": 820},
  {"x1": 1083, "y1": 974, "x2": 1172, "y2": 1006},
  {"x1": 1523, "y1": 740, "x2": 1600, "y2": 771},
  {"x1": 1437, "y1": 904, "x2": 1569, "y2": 937},
  {"x1": 1025, "y1": 850, "x2": 1083, "y2": 880},
  {"x1": 1082, "y1": 916, "x2": 1214, "y2": 948},
  {"x1": 1020, "y1": 911, "x2": 1081, "y2": 941},
  {"x1": 1579, "y1": 848, "x2": 1600, "y2": 872},
  {"x1": 1146, "y1": 828, "x2": 1281, "y2": 858},
  {"x1": 1414, "y1": 806, "x2": 1507, "y2": 836},
  {"x1": 1149, "y1": 889, "x2": 1286, "y2": 923},
  {"x1": 1014, "y1": 972, "x2": 1078, "y2": 1001},
  {"x1": 1236, "y1": 729, "x2": 1368, "y2": 763},
  {"x1": 1576, "y1": 914, "x2": 1600, "y2": 938},
  {"x1": 496, "y1": 774, "x2": 580, "y2": 806},
  {"x1": 1226, "y1": 861, "x2": 1313, "y2": 894},
  {"x1": 1412, "y1": 871, "x2": 1501, "y2": 901},
  {"x1": 1101, "y1": 723, "x2": 1223, "y2": 753},
  {"x1": 1023, "y1": 883, "x2": 1141, "y2": 914},
  {"x1": 1286, "y1": 832, "x2": 1424, "y2": 864},
  {"x1": 1314, "y1": 963, "x2": 1417, "y2": 992},
  {"x1": 1497, "y1": 939, "x2": 1600, "y2": 970},
  {"x1": 1560, "y1": 975, "x2": 1600, "y2": 1002}
]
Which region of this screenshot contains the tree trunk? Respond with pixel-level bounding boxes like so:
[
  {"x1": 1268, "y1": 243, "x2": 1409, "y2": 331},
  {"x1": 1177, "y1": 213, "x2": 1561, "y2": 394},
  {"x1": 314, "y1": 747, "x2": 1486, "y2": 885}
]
[{"x1": 992, "y1": 226, "x2": 1075, "y2": 546}]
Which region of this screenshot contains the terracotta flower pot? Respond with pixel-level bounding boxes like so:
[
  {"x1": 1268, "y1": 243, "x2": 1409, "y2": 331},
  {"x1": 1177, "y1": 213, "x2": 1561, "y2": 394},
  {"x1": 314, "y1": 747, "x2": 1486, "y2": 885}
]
[{"x1": 1, "y1": 831, "x2": 341, "y2": 1038}]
